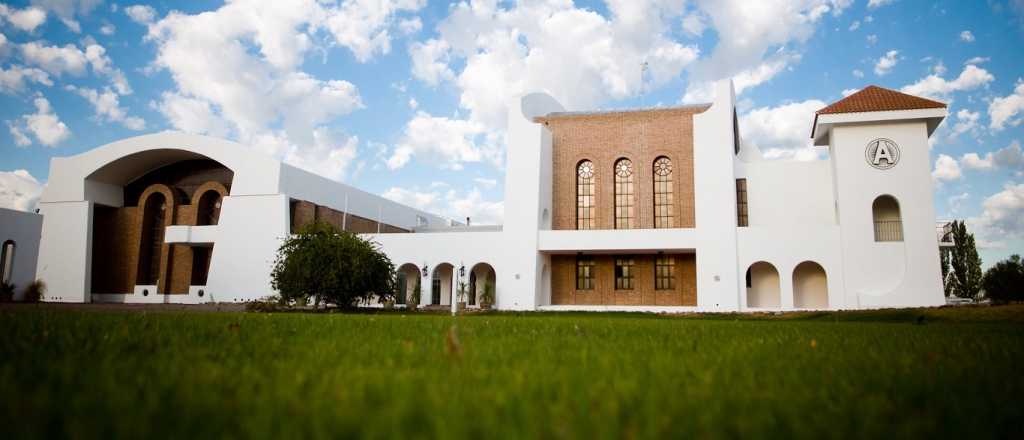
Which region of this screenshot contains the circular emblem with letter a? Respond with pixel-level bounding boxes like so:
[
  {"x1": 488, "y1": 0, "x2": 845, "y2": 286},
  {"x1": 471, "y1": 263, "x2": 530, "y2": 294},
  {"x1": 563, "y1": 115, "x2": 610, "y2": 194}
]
[{"x1": 865, "y1": 138, "x2": 900, "y2": 170}]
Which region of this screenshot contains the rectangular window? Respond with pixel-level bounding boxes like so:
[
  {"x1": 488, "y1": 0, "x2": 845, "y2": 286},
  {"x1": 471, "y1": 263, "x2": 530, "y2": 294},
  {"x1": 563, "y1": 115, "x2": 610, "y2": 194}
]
[
  {"x1": 576, "y1": 256, "x2": 595, "y2": 290},
  {"x1": 736, "y1": 178, "x2": 748, "y2": 227},
  {"x1": 614, "y1": 257, "x2": 635, "y2": 290},
  {"x1": 655, "y1": 256, "x2": 675, "y2": 290}
]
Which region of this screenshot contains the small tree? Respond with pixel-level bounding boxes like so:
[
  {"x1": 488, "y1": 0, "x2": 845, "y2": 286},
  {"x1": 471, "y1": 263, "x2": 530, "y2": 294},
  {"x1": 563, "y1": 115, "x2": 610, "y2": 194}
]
[
  {"x1": 270, "y1": 221, "x2": 396, "y2": 309},
  {"x1": 949, "y1": 220, "x2": 983, "y2": 299},
  {"x1": 940, "y1": 248, "x2": 953, "y2": 297},
  {"x1": 982, "y1": 255, "x2": 1024, "y2": 304},
  {"x1": 480, "y1": 279, "x2": 495, "y2": 309},
  {"x1": 408, "y1": 275, "x2": 421, "y2": 310}
]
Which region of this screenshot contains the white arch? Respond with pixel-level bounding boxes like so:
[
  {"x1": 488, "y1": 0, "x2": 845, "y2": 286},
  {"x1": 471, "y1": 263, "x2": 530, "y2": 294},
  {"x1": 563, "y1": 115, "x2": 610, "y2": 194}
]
[
  {"x1": 793, "y1": 261, "x2": 829, "y2": 309},
  {"x1": 746, "y1": 261, "x2": 780, "y2": 309}
]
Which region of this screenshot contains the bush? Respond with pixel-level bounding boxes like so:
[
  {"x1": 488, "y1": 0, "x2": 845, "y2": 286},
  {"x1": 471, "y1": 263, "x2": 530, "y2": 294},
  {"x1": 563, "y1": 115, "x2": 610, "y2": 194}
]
[
  {"x1": 245, "y1": 295, "x2": 287, "y2": 313},
  {"x1": 0, "y1": 282, "x2": 14, "y2": 302},
  {"x1": 22, "y1": 279, "x2": 45, "y2": 303},
  {"x1": 982, "y1": 255, "x2": 1024, "y2": 304},
  {"x1": 270, "y1": 221, "x2": 396, "y2": 309}
]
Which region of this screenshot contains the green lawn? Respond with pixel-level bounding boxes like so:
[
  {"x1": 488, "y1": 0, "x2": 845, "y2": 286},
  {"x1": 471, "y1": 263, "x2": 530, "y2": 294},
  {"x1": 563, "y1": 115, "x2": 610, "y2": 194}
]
[{"x1": 1, "y1": 305, "x2": 1022, "y2": 439}]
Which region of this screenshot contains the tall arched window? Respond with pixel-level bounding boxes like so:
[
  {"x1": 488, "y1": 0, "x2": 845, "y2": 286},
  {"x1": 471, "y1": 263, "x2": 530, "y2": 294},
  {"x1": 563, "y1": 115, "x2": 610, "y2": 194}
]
[
  {"x1": 576, "y1": 160, "x2": 595, "y2": 230},
  {"x1": 137, "y1": 193, "x2": 167, "y2": 285},
  {"x1": 614, "y1": 158, "x2": 635, "y2": 229},
  {"x1": 196, "y1": 190, "x2": 222, "y2": 226},
  {"x1": 872, "y1": 195, "x2": 903, "y2": 242},
  {"x1": 653, "y1": 157, "x2": 674, "y2": 228},
  {"x1": 1, "y1": 240, "x2": 15, "y2": 285}
]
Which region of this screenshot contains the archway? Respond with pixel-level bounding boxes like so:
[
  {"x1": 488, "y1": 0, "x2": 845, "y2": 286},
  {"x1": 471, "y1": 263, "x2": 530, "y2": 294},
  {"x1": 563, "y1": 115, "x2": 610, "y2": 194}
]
[
  {"x1": 195, "y1": 190, "x2": 223, "y2": 226},
  {"x1": 745, "y1": 261, "x2": 780, "y2": 308},
  {"x1": 872, "y1": 195, "x2": 903, "y2": 241},
  {"x1": 396, "y1": 263, "x2": 420, "y2": 305},
  {"x1": 136, "y1": 192, "x2": 168, "y2": 287},
  {"x1": 793, "y1": 261, "x2": 828, "y2": 309},
  {"x1": 469, "y1": 262, "x2": 496, "y2": 308},
  {"x1": 431, "y1": 263, "x2": 454, "y2": 306},
  {"x1": 1, "y1": 240, "x2": 14, "y2": 285}
]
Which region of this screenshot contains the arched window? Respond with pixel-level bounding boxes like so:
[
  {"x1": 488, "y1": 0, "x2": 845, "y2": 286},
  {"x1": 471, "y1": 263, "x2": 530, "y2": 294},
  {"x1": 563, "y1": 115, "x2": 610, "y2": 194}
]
[
  {"x1": 1, "y1": 240, "x2": 15, "y2": 285},
  {"x1": 872, "y1": 195, "x2": 903, "y2": 242},
  {"x1": 576, "y1": 160, "x2": 595, "y2": 230},
  {"x1": 614, "y1": 158, "x2": 635, "y2": 229},
  {"x1": 653, "y1": 157, "x2": 674, "y2": 228},
  {"x1": 196, "y1": 190, "x2": 222, "y2": 226},
  {"x1": 137, "y1": 193, "x2": 167, "y2": 285}
]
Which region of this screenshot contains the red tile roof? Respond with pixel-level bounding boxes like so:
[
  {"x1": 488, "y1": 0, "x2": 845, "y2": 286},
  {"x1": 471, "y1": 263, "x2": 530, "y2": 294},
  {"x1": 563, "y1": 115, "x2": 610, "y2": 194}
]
[{"x1": 816, "y1": 85, "x2": 947, "y2": 115}]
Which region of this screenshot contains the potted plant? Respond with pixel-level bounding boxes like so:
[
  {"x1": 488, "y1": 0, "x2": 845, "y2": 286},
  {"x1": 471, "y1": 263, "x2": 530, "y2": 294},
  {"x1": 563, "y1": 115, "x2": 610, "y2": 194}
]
[
  {"x1": 480, "y1": 280, "x2": 494, "y2": 310},
  {"x1": 457, "y1": 280, "x2": 468, "y2": 312},
  {"x1": 408, "y1": 276, "x2": 420, "y2": 311}
]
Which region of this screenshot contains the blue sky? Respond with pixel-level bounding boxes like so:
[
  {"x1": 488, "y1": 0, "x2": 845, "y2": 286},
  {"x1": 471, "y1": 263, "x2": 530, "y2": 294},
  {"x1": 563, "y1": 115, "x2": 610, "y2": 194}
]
[{"x1": 1, "y1": 0, "x2": 1023, "y2": 267}]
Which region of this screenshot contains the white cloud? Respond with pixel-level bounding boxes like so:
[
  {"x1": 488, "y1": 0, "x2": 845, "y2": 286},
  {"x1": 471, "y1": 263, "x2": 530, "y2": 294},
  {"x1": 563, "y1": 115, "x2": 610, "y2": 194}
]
[
  {"x1": 124, "y1": 4, "x2": 155, "y2": 24},
  {"x1": 18, "y1": 40, "x2": 130, "y2": 94},
  {"x1": 960, "y1": 141, "x2": 1024, "y2": 172},
  {"x1": 989, "y1": 79, "x2": 1024, "y2": 130},
  {"x1": 932, "y1": 154, "x2": 962, "y2": 182},
  {"x1": 852, "y1": 69, "x2": 864, "y2": 78},
  {"x1": 154, "y1": 92, "x2": 230, "y2": 138},
  {"x1": 99, "y1": 23, "x2": 114, "y2": 35},
  {"x1": 739, "y1": 99, "x2": 827, "y2": 160},
  {"x1": 901, "y1": 64, "x2": 994, "y2": 100},
  {"x1": 473, "y1": 177, "x2": 497, "y2": 189},
  {"x1": 680, "y1": 11, "x2": 707, "y2": 37},
  {"x1": 868, "y1": 0, "x2": 896, "y2": 8},
  {"x1": 948, "y1": 192, "x2": 969, "y2": 215},
  {"x1": 28, "y1": 0, "x2": 102, "y2": 32},
  {"x1": 0, "y1": 5, "x2": 47, "y2": 32},
  {"x1": 407, "y1": 97, "x2": 417, "y2": 109},
  {"x1": 398, "y1": 17, "x2": 422, "y2": 35},
  {"x1": 0, "y1": 65, "x2": 53, "y2": 93},
  {"x1": 841, "y1": 88, "x2": 858, "y2": 97},
  {"x1": 959, "y1": 30, "x2": 975, "y2": 42},
  {"x1": 964, "y1": 56, "x2": 989, "y2": 65},
  {"x1": 387, "y1": 112, "x2": 495, "y2": 170},
  {"x1": 950, "y1": 108, "x2": 980, "y2": 138},
  {"x1": 409, "y1": 38, "x2": 454, "y2": 87},
  {"x1": 7, "y1": 95, "x2": 71, "y2": 147},
  {"x1": 67, "y1": 86, "x2": 145, "y2": 130},
  {"x1": 430, "y1": 0, "x2": 699, "y2": 130},
  {"x1": 382, "y1": 186, "x2": 504, "y2": 225},
  {"x1": 684, "y1": 0, "x2": 850, "y2": 100},
  {"x1": 144, "y1": 0, "x2": 367, "y2": 180},
  {"x1": 848, "y1": 20, "x2": 860, "y2": 31},
  {"x1": 0, "y1": 169, "x2": 44, "y2": 212},
  {"x1": 970, "y1": 182, "x2": 1024, "y2": 248},
  {"x1": 321, "y1": 0, "x2": 426, "y2": 63},
  {"x1": 866, "y1": 34, "x2": 878, "y2": 45},
  {"x1": 874, "y1": 50, "x2": 899, "y2": 76}
]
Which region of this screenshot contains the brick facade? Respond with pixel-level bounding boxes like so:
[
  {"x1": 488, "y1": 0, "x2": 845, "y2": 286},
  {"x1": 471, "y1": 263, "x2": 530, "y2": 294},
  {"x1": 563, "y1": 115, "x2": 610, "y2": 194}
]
[
  {"x1": 290, "y1": 200, "x2": 409, "y2": 234},
  {"x1": 540, "y1": 106, "x2": 706, "y2": 230},
  {"x1": 550, "y1": 254, "x2": 696, "y2": 306}
]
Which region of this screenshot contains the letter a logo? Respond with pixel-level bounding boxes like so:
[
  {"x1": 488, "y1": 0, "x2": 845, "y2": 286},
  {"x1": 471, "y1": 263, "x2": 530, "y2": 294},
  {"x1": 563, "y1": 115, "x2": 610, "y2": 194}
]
[{"x1": 865, "y1": 138, "x2": 900, "y2": 170}]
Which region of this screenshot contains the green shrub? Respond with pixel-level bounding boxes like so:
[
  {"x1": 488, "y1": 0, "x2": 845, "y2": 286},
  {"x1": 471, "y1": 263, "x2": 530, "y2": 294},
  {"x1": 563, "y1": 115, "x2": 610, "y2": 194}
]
[
  {"x1": 22, "y1": 279, "x2": 45, "y2": 303},
  {"x1": 982, "y1": 255, "x2": 1024, "y2": 304},
  {"x1": 270, "y1": 221, "x2": 396, "y2": 309},
  {"x1": 0, "y1": 282, "x2": 14, "y2": 302},
  {"x1": 408, "y1": 276, "x2": 421, "y2": 310}
]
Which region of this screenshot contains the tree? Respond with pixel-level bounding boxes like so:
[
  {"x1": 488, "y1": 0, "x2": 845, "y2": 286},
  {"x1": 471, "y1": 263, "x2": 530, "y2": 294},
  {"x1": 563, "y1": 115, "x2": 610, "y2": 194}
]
[
  {"x1": 982, "y1": 255, "x2": 1024, "y2": 304},
  {"x1": 940, "y1": 247, "x2": 953, "y2": 297},
  {"x1": 949, "y1": 220, "x2": 983, "y2": 299},
  {"x1": 270, "y1": 221, "x2": 396, "y2": 309}
]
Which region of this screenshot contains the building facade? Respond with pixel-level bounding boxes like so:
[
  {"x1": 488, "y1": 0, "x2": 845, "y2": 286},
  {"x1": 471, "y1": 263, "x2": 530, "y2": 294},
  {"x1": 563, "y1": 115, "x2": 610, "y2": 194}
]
[{"x1": 19, "y1": 80, "x2": 948, "y2": 311}]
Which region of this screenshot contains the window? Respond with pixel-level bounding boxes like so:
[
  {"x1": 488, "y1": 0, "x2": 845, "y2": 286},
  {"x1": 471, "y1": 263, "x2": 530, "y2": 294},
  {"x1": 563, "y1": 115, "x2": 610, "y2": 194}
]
[
  {"x1": 196, "y1": 190, "x2": 222, "y2": 226},
  {"x1": 655, "y1": 255, "x2": 675, "y2": 290},
  {"x1": 1, "y1": 240, "x2": 15, "y2": 285},
  {"x1": 576, "y1": 256, "x2": 595, "y2": 290},
  {"x1": 577, "y1": 160, "x2": 596, "y2": 230},
  {"x1": 653, "y1": 157, "x2": 674, "y2": 228},
  {"x1": 614, "y1": 257, "x2": 635, "y2": 290},
  {"x1": 736, "y1": 178, "x2": 748, "y2": 227},
  {"x1": 614, "y1": 159, "x2": 635, "y2": 229},
  {"x1": 872, "y1": 195, "x2": 903, "y2": 241},
  {"x1": 733, "y1": 109, "x2": 741, "y2": 155}
]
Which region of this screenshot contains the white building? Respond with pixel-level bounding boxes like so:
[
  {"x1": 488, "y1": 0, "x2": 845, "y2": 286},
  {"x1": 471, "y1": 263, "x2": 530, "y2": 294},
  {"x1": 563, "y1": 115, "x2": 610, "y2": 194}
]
[{"x1": 11, "y1": 80, "x2": 948, "y2": 311}]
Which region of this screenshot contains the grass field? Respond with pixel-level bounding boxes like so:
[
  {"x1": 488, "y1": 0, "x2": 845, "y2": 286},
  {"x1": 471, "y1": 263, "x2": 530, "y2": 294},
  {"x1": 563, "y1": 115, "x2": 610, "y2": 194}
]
[{"x1": 1, "y1": 305, "x2": 1022, "y2": 439}]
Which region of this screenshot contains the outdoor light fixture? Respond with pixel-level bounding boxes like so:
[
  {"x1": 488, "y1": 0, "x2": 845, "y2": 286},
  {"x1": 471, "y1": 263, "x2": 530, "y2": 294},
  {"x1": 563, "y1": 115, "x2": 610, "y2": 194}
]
[
  {"x1": 459, "y1": 264, "x2": 465, "y2": 277},
  {"x1": 421, "y1": 264, "x2": 428, "y2": 277}
]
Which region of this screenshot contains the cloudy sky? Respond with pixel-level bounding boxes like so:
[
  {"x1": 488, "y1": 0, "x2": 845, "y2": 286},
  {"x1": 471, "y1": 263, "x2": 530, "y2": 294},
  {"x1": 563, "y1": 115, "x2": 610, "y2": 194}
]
[{"x1": 1, "y1": 0, "x2": 1022, "y2": 266}]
